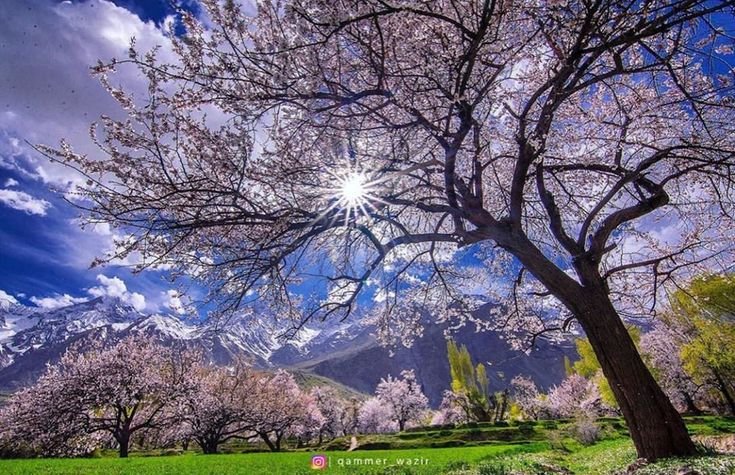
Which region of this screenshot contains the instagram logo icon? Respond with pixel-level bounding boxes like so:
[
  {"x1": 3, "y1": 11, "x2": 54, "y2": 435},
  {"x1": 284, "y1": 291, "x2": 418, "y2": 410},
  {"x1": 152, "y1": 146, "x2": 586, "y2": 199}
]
[{"x1": 311, "y1": 454, "x2": 328, "y2": 470}]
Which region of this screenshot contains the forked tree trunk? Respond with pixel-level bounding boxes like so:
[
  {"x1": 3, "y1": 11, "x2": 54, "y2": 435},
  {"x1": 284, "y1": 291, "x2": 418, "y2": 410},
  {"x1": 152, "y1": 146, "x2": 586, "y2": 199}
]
[
  {"x1": 575, "y1": 290, "x2": 697, "y2": 461},
  {"x1": 682, "y1": 392, "x2": 703, "y2": 416}
]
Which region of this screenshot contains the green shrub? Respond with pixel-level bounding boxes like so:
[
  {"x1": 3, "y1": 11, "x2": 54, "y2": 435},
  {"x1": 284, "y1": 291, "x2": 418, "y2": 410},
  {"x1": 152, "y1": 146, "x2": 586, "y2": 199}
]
[
  {"x1": 358, "y1": 442, "x2": 392, "y2": 450},
  {"x1": 541, "y1": 420, "x2": 558, "y2": 430}
]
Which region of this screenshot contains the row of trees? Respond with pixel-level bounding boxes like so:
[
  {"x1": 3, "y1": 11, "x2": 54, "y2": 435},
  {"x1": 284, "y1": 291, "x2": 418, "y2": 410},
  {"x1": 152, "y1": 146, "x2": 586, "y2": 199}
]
[
  {"x1": 2, "y1": 275, "x2": 731, "y2": 458},
  {"x1": 0, "y1": 337, "x2": 432, "y2": 458}
]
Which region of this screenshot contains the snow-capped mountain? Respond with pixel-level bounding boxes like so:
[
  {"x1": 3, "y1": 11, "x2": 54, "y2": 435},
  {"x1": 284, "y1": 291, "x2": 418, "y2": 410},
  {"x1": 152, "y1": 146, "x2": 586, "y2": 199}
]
[
  {"x1": 0, "y1": 298, "x2": 575, "y2": 405},
  {"x1": 0, "y1": 297, "x2": 362, "y2": 391}
]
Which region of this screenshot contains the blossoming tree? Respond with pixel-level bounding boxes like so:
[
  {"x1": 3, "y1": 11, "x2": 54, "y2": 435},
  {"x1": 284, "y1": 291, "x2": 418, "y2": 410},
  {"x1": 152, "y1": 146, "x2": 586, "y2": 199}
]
[
  {"x1": 44, "y1": 0, "x2": 735, "y2": 460},
  {"x1": 0, "y1": 337, "x2": 196, "y2": 457},
  {"x1": 375, "y1": 370, "x2": 429, "y2": 431},
  {"x1": 180, "y1": 359, "x2": 258, "y2": 454}
]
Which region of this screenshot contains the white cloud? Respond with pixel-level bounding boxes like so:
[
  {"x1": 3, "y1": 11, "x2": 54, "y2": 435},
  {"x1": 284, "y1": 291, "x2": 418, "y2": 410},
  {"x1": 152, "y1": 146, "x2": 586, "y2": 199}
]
[
  {"x1": 30, "y1": 293, "x2": 88, "y2": 309},
  {"x1": 0, "y1": 188, "x2": 51, "y2": 215},
  {"x1": 163, "y1": 289, "x2": 186, "y2": 315},
  {"x1": 4, "y1": 178, "x2": 18, "y2": 187},
  {"x1": 87, "y1": 274, "x2": 146, "y2": 311},
  {"x1": 0, "y1": 289, "x2": 19, "y2": 309},
  {"x1": 0, "y1": 0, "x2": 177, "y2": 189}
]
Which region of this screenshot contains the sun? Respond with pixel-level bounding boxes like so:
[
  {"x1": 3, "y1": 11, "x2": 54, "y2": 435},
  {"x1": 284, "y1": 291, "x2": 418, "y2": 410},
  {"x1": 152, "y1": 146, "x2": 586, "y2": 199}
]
[
  {"x1": 339, "y1": 172, "x2": 368, "y2": 206},
  {"x1": 314, "y1": 167, "x2": 387, "y2": 227}
]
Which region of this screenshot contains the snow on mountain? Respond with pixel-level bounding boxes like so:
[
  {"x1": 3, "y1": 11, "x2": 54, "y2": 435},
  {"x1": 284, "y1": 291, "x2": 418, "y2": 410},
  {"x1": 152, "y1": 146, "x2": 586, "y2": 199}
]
[
  {"x1": 0, "y1": 297, "x2": 578, "y2": 408},
  {"x1": 0, "y1": 296, "x2": 358, "y2": 390}
]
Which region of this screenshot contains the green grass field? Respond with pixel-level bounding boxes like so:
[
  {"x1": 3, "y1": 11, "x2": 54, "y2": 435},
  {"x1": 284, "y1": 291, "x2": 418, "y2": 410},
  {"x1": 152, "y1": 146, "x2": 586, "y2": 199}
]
[
  {"x1": 1, "y1": 417, "x2": 733, "y2": 474},
  {"x1": 0, "y1": 443, "x2": 547, "y2": 475}
]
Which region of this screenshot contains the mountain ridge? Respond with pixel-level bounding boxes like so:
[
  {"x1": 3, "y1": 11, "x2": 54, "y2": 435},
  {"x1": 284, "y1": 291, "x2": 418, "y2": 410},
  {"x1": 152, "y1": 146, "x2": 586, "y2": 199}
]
[{"x1": 0, "y1": 297, "x2": 576, "y2": 405}]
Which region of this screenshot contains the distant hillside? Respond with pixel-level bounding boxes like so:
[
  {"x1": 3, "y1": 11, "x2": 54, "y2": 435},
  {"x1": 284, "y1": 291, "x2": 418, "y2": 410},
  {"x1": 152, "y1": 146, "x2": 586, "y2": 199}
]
[
  {"x1": 295, "y1": 306, "x2": 576, "y2": 406},
  {"x1": 1, "y1": 298, "x2": 575, "y2": 406}
]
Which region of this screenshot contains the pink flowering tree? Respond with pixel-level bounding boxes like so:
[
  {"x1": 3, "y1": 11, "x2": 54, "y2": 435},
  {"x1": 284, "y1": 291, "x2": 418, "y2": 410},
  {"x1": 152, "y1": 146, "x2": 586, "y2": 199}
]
[
  {"x1": 375, "y1": 370, "x2": 429, "y2": 431},
  {"x1": 431, "y1": 390, "x2": 472, "y2": 426},
  {"x1": 248, "y1": 370, "x2": 321, "y2": 451},
  {"x1": 0, "y1": 377, "x2": 105, "y2": 457},
  {"x1": 545, "y1": 374, "x2": 597, "y2": 419},
  {"x1": 309, "y1": 386, "x2": 347, "y2": 443},
  {"x1": 340, "y1": 397, "x2": 362, "y2": 436},
  {"x1": 641, "y1": 323, "x2": 711, "y2": 414},
  {"x1": 179, "y1": 359, "x2": 259, "y2": 454},
  {"x1": 509, "y1": 376, "x2": 545, "y2": 421},
  {"x1": 0, "y1": 337, "x2": 197, "y2": 457},
  {"x1": 43, "y1": 0, "x2": 735, "y2": 459},
  {"x1": 357, "y1": 397, "x2": 397, "y2": 434}
]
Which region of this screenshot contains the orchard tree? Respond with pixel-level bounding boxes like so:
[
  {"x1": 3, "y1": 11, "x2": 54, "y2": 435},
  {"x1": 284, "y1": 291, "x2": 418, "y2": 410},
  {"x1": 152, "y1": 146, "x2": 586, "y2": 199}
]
[
  {"x1": 375, "y1": 370, "x2": 429, "y2": 431},
  {"x1": 640, "y1": 324, "x2": 707, "y2": 415},
  {"x1": 180, "y1": 360, "x2": 258, "y2": 454},
  {"x1": 0, "y1": 378, "x2": 104, "y2": 457},
  {"x1": 0, "y1": 337, "x2": 196, "y2": 457},
  {"x1": 509, "y1": 375, "x2": 545, "y2": 421},
  {"x1": 545, "y1": 373, "x2": 603, "y2": 419},
  {"x1": 340, "y1": 397, "x2": 362, "y2": 436},
  {"x1": 357, "y1": 397, "x2": 397, "y2": 434},
  {"x1": 432, "y1": 390, "x2": 473, "y2": 425},
  {"x1": 44, "y1": 0, "x2": 735, "y2": 459},
  {"x1": 249, "y1": 370, "x2": 320, "y2": 451},
  {"x1": 309, "y1": 386, "x2": 347, "y2": 443}
]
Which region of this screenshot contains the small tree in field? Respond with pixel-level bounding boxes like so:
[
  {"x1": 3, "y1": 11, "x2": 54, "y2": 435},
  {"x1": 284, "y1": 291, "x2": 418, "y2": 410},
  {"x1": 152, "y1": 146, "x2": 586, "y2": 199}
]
[
  {"x1": 375, "y1": 370, "x2": 429, "y2": 431},
  {"x1": 45, "y1": 0, "x2": 735, "y2": 459},
  {"x1": 309, "y1": 386, "x2": 347, "y2": 443},
  {"x1": 545, "y1": 373, "x2": 605, "y2": 419},
  {"x1": 432, "y1": 390, "x2": 473, "y2": 426},
  {"x1": 180, "y1": 359, "x2": 257, "y2": 454},
  {"x1": 249, "y1": 370, "x2": 320, "y2": 451},
  {"x1": 640, "y1": 324, "x2": 708, "y2": 415},
  {"x1": 509, "y1": 376, "x2": 545, "y2": 421},
  {"x1": 0, "y1": 337, "x2": 196, "y2": 457},
  {"x1": 357, "y1": 397, "x2": 397, "y2": 434}
]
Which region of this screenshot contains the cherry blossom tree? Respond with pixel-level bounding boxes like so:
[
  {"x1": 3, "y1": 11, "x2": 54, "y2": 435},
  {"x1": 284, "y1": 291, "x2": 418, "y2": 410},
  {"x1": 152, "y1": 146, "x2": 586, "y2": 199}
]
[
  {"x1": 509, "y1": 375, "x2": 545, "y2": 421},
  {"x1": 309, "y1": 386, "x2": 347, "y2": 443},
  {"x1": 375, "y1": 370, "x2": 429, "y2": 431},
  {"x1": 44, "y1": 0, "x2": 735, "y2": 459},
  {"x1": 249, "y1": 370, "x2": 320, "y2": 451},
  {"x1": 0, "y1": 337, "x2": 196, "y2": 457},
  {"x1": 431, "y1": 390, "x2": 473, "y2": 426},
  {"x1": 340, "y1": 397, "x2": 362, "y2": 436},
  {"x1": 640, "y1": 324, "x2": 708, "y2": 414},
  {"x1": 546, "y1": 374, "x2": 595, "y2": 419},
  {"x1": 357, "y1": 397, "x2": 397, "y2": 434},
  {"x1": 179, "y1": 359, "x2": 258, "y2": 454}
]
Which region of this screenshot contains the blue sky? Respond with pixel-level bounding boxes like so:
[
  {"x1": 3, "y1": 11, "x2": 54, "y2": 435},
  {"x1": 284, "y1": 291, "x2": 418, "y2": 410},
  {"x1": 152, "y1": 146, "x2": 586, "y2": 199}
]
[{"x1": 0, "y1": 0, "x2": 203, "y2": 313}]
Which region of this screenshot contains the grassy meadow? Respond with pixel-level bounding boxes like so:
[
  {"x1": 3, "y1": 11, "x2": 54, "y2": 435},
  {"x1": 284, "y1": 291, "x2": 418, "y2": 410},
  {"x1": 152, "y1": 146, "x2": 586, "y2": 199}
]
[{"x1": 1, "y1": 417, "x2": 733, "y2": 474}]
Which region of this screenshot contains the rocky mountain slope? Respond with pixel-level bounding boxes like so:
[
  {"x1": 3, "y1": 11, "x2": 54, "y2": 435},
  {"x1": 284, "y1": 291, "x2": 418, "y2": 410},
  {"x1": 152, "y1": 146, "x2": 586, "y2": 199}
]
[{"x1": 0, "y1": 298, "x2": 575, "y2": 405}]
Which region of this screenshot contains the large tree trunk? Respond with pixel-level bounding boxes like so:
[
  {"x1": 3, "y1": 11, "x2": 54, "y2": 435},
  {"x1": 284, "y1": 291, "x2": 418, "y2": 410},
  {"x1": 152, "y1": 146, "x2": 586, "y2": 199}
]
[
  {"x1": 198, "y1": 437, "x2": 219, "y2": 454},
  {"x1": 117, "y1": 432, "x2": 130, "y2": 458},
  {"x1": 259, "y1": 432, "x2": 279, "y2": 452},
  {"x1": 491, "y1": 225, "x2": 696, "y2": 460},
  {"x1": 575, "y1": 291, "x2": 697, "y2": 461}
]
